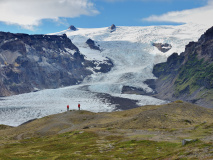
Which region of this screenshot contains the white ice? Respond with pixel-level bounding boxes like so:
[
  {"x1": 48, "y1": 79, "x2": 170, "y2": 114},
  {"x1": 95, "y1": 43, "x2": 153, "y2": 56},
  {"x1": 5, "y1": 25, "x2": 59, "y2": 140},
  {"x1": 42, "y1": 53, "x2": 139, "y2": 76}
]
[{"x1": 0, "y1": 23, "x2": 209, "y2": 126}]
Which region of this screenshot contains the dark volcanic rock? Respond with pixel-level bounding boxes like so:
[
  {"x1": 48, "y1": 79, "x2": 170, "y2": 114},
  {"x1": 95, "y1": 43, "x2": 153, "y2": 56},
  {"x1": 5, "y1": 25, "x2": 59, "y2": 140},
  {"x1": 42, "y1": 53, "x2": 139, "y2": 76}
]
[
  {"x1": 110, "y1": 24, "x2": 116, "y2": 32},
  {"x1": 68, "y1": 25, "x2": 77, "y2": 31},
  {"x1": 152, "y1": 26, "x2": 213, "y2": 108},
  {"x1": 152, "y1": 43, "x2": 172, "y2": 53},
  {"x1": 0, "y1": 31, "x2": 113, "y2": 96},
  {"x1": 95, "y1": 60, "x2": 113, "y2": 73},
  {"x1": 200, "y1": 26, "x2": 213, "y2": 41},
  {"x1": 86, "y1": 38, "x2": 101, "y2": 51}
]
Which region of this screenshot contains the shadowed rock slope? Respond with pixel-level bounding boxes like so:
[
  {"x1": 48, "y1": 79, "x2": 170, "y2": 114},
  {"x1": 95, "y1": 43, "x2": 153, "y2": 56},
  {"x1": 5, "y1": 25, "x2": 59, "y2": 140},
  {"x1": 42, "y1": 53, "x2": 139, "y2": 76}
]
[
  {"x1": 153, "y1": 26, "x2": 213, "y2": 108},
  {"x1": 0, "y1": 32, "x2": 113, "y2": 96}
]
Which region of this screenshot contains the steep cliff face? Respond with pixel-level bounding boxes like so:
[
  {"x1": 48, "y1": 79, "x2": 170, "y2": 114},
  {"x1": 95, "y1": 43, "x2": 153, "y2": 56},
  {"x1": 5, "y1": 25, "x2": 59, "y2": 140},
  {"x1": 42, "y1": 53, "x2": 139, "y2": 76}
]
[
  {"x1": 153, "y1": 26, "x2": 213, "y2": 108},
  {"x1": 0, "y1": 32, "x2": 113, "y2": 96}
]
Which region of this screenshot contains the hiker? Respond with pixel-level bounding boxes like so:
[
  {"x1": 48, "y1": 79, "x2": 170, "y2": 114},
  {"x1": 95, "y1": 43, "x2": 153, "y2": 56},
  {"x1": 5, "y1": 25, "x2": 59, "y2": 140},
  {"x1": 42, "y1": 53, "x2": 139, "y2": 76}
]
[
  {"x1": 67, "y1": 105, "x2": 69, "y2": 111},
  {"x1": 78, "y1": 104, "x2": 80, "y2": 110}
]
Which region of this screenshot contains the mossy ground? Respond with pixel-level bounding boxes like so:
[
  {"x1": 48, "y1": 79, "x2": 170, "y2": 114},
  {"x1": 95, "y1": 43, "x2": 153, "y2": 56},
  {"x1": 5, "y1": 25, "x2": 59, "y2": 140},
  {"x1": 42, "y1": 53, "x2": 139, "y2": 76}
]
[
  {"x1": 0, "y1": 130, "x2": 212, "y2": 160},
  {"x1": 0, "y1": 102, "x2": 213, "y2": 159},
  {"x1": 0, "y1": 125, "x2": 13, "y2": 130}
]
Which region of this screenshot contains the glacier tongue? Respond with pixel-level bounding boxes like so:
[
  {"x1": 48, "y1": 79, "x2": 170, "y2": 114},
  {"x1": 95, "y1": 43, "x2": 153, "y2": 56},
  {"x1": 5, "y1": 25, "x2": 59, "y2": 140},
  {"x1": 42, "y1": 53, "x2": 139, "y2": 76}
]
[
  {"x1": 68, "y1": 23, "x2": 209, "y2": 94},
  {"x1": 0, "y1": 23, "x2": 209, "y2": 126}
]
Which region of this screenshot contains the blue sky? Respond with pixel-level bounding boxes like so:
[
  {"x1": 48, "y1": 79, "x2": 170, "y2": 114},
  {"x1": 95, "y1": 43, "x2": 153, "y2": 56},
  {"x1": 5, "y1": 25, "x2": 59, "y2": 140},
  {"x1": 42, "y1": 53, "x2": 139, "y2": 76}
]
[{"x1": 0, "y1": 0, "x2": 212, "y2": 34}]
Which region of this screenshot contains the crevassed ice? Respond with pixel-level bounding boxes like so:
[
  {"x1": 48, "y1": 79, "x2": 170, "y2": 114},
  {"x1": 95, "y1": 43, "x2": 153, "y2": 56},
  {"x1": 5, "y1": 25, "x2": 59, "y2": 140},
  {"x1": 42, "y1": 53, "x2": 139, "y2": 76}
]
[{"x1": 0, "y1": 23, "x2": 209, "y2": 126}]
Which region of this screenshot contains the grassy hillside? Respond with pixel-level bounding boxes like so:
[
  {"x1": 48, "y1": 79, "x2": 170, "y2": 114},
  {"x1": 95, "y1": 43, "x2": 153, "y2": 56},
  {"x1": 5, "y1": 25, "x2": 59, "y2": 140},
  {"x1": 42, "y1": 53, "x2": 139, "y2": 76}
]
[
  {"x1": 0, "y1": 102, "x2": 213, "y2": 159},
  {"x1": 153, "y1": 53, "x2": 213, "y2": 108}
]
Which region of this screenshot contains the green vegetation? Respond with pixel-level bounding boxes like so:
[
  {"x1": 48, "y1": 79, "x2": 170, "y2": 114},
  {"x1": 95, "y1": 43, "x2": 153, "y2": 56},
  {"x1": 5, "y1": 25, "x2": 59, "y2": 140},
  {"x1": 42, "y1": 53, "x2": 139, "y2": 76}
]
[
  {"x1": 153, "y1": 50, "x2": 213, "y2": 107},
  {"x1": 0, "y1": 130, "x2": 212, "y2": 160},
  {"x1": 0, "y1": 125, "x2": 12, "y2": 130},
  {"x1": 153, "y1": 53, "x2": 184, "y2": 78},
  {"x1": 0, "y1": 102, "x2": 213, "y2": 159},
  {"x1": 199, "y1": 89, "x2": 213, "y2": 102},
  {"x1": 174, "y1": 100, "x2": 184, "y2": 103},
  {"x1": 188, "y1": 123, "x2": 213, "y2": 139},
  {"x1": 175, "y1": 54, "x2": 213, "y2": 98}
]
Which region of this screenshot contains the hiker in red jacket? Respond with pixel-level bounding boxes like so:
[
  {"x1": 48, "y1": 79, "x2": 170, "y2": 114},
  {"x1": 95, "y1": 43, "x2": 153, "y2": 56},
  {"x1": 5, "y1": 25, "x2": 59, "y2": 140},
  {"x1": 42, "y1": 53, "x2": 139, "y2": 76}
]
[
  {"x1": 67, "y1": 105, "x2": 69, "y2": 111},
  {"x1": 78, "y1": 104, "x2": 80, "y2": 110}
]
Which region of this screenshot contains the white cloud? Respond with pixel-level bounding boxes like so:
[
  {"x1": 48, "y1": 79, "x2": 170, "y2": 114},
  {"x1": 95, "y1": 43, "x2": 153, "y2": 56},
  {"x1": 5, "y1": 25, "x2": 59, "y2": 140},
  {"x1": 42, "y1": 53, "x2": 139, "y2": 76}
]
[
  {"x1": 0, "y1": 0, "x2": 99, "y2": 30},
  {"x1": 143, "y1": 0, "x2": 213, "y2": 27}
]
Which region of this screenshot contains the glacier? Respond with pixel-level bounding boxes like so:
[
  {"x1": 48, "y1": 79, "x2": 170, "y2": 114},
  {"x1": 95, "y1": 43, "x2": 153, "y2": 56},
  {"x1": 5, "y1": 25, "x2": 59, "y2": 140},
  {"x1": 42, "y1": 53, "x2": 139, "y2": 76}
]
[{"x1": 0, "y1": 23, "x2": 209, "y2": 126}]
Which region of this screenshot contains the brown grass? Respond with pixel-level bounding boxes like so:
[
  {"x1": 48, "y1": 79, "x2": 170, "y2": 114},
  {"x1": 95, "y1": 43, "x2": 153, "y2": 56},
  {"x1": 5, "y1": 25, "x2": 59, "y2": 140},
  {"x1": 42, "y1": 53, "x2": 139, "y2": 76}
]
[
  {"x1": 0, "y1": 101, "x2": 213, "y2": 159},
  {"x1": 0, "y1": 101, "x2": 213, "y2": 143}
]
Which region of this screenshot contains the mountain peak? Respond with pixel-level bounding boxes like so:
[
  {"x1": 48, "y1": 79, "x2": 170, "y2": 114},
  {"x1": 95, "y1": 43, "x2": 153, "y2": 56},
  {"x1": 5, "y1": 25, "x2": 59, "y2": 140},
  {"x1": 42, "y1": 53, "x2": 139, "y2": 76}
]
[
  {"x1": 68, "y1": 25, "x2": 77, "y2": 31},
  {"x1": 110, "y1": 24, "x2": 116, "y2": 32}
]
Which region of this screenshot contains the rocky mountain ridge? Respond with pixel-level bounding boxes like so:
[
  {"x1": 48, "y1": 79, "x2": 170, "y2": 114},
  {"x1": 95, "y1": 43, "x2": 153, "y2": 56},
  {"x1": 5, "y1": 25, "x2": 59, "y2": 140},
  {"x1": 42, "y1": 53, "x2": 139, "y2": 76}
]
[
  {"x1": 0, "y1": 32, "x2": 113, "y2": 96},
  {"x1": 68, "y1": 25, "x2": 77, "y2": 31},
  {"x1": 152, "y1": 26, "x2": 213, "y2": 108}
]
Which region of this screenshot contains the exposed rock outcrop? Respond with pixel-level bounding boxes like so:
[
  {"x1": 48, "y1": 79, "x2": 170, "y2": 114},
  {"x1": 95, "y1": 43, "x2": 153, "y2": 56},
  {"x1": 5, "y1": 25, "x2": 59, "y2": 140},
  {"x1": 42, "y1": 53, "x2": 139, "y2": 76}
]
[
  {"x1": 0, "y1": 32, "x2": 113, "y2": 96},
  {"x1": 110, "y1": 24, "x2": 116, "y2": 32},
  {"x1": 152, "y1": 43, "x2": 172, "y2": 53},
  {"x1": 86, "y1": 38, "x2": 101, "y2": 51},
  {"x1": 151, "y1": 26, "x2": 213, "y2": 108},
  {"x1": 68, "y1": 25, "x2": 77, "y2": 31}
]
